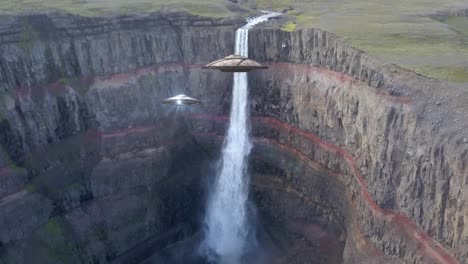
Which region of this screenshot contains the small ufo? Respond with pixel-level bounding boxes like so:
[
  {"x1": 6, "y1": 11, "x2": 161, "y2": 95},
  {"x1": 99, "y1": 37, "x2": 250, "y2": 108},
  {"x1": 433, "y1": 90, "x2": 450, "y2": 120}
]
[
  {"x1": 202, "y1": 55, "x2": 268, "y2": 72},
  {"x1": 162, "y1": 94, "x2": 201, "y2": 105}
]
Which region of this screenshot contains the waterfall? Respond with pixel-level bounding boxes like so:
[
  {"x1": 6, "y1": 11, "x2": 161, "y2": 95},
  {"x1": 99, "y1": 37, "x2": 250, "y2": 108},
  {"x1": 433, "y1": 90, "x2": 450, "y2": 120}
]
[{"x1": 202, "y1": 11, "x2": 282, "y2": 264}]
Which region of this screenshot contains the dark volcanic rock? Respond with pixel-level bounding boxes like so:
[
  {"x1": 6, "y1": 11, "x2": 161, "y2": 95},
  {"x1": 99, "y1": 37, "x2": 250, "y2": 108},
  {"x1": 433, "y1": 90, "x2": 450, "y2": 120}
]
[
  {"x1": 0, "y1": 11, "x2": 239, "y2": 264},
  {"x1": 0, "y1": 11, "x2": 241, "y2": 162},
  {"x1": 0, "y1": 10, "x2": 466, "y2": 264},
  {"x1": 248, "y1": 28, "x2": 467, "y2": 263}
]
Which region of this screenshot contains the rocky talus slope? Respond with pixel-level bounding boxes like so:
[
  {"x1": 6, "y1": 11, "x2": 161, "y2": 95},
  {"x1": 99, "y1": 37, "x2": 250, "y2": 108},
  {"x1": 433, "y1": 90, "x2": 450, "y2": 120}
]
[{"x1": 0, "y1": 11, "x2": 466, "y2": 264}]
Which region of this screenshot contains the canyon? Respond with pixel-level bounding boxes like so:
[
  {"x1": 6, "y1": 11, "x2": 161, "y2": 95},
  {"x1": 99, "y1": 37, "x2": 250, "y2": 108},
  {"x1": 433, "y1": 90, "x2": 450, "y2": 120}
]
[{"x1": 0, "y1": 10, "x2": 467, "y2": 264}]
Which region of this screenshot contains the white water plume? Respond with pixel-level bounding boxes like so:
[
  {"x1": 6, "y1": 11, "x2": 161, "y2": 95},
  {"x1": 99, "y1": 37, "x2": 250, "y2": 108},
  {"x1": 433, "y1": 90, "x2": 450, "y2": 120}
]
[{"x1": 202, "y1": 11, "x2": 282, "y2": 264}]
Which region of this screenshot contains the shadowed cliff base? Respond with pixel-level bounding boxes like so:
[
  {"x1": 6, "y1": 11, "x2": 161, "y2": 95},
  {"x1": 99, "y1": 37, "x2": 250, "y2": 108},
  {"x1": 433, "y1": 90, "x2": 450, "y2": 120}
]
[
  {"x1": 190, "y1": 114, "x2": 462, "y2": 264},
  {"x1": 0, "y1": 10, "x2": 466, "y2": 264},
  {"x1": 0, "y1": 121, "x2": 350, "y2": 264},
  {"x1": 136, "y1": 127, "x2": 349, "y2": 264}
]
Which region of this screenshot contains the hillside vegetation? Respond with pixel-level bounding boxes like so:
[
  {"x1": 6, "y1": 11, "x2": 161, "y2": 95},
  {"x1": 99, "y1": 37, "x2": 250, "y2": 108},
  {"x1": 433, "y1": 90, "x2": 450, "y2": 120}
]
[
  {"x1": 0, "y1": 0, "x2": 252, "y2": 18},
  {"x1": 249, "y1": 0, "x2": 468, "y2": 83},
  {"x1": 1, "y1": 0, "x2": 467, "y2": 82}
]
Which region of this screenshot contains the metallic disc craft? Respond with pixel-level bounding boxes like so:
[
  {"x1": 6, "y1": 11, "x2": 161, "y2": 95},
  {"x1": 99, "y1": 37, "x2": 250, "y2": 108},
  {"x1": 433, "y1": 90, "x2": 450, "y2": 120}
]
[
  {"x1": 202, "y1": 55, "x2": 268, "y2": 72},
  {"x1": 162, "y1": 94, "x2": 201, "y2": 105}
]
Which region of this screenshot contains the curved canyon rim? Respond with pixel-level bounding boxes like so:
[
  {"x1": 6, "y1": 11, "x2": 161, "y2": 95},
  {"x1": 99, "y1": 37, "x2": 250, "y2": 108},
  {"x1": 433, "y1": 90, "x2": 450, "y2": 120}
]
[{"x1": 0, "y1": 1, "x2": 467, "y2": 264}]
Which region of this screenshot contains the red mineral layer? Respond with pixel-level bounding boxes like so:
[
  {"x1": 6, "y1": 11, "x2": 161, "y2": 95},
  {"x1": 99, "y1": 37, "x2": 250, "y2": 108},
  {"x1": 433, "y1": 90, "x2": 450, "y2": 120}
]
[
  {"x1": 86, "y1": 117, "x2": 179, "y2": 139},
  {"x1": 2, "y1": 61, "x2": 444, "y2": 260},
  {"x1": 100, "y1": 126, "x2": 156, "y2": 139},
  {"x1": 92, "y1": 64, "x2": 202, "y2": 87},
  {"x1": 0, "y1": 166, "x2": 12, "y2": 178},
  {"x1": 264, "y1": 63, "x2": 413, "y2": 105},
  {"x1": 193, "y1": 132, "x2": 386, "y2": 260},
  {"x1": 187, "y1": 114, "x2": 458, "y2": 264},
  {"x1": 259, "y1": 117, "x2": 457, "y2": 264},
  {"x1": 265, "y1": 62, "x2": 355, "y2": 83},
  {"x1": 84, "y1": 122, "x2": 187, "y2": 153},
  {"x1": 10, "y1": 62, "x2": 411, "y2": 104},
  {"x1": 11, "y1": 64, "x2": 204, "y2": 99}
]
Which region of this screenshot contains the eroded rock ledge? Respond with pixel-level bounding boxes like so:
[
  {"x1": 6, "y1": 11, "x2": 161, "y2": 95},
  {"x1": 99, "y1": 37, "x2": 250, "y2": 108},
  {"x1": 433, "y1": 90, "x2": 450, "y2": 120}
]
[
  {"x1": 0, "y1": 11, "x2": 238, "y2": 264},
  {"x1": 248, "y1": 28, "x2": 467, "y2": 263},
  {"x1": 0, "y1": 12, "x2": 466, "y2": 264}
]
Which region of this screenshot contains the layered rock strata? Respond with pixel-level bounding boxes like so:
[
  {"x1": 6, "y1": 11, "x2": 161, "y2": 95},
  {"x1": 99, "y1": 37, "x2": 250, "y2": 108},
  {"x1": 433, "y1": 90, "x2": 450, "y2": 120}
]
[
  {"x1": 0, "y1": 11, "x2": 466, "y2": 264},
  {"x1": 0, "y1": 12, "x2": 239, "y2": 264},
  {"x1": 247, "y1": 28, "x2": 467, "y2": 263}
]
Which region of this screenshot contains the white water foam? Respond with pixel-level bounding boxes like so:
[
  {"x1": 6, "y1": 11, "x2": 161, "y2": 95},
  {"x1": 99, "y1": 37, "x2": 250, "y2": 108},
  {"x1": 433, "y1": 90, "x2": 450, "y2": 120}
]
[{"x1": 202, "y1": 11, "x2": 282, "y2": 264}]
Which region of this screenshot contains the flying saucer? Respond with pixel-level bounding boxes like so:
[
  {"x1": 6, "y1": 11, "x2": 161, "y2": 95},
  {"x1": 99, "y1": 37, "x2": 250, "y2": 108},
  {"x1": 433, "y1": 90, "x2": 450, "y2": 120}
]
[
  {"x1": 202, "y1": 55, "x2": 268, "y2": 72},
  {"x1": 162, "y1": 94, "x2": 201, "y2": 105}
]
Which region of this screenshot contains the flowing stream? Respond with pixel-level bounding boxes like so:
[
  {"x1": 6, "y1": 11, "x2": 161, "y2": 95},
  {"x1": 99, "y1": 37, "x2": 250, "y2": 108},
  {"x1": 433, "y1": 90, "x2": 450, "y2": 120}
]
[{"x1": 202, "y1": 11, "x2": 282, "y2": 264}]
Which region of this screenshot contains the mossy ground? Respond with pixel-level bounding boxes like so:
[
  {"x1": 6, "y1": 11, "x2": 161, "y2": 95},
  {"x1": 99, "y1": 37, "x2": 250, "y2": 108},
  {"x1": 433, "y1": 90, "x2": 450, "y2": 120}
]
[
  {"x1": 24, "y1": 183, "x2": 36, "y2": 193},
  {"x1": 282, "y1": 21, "x2": 296, "y2": 32},
  {"x1": 444, "y1": 16, "x2": 468, "y2": 36},
  {"x1": 0, "y1": 0, "x2": 252, "y2": 18},
  {"x1": 1, "y1": 0, "x2": 467, "y2": 82},
  {"x1": 34, "y1": 217, "x2": 78, "y2": 263},
  {"x1": 254, "y1": 0, "x2": 468, "y2": 83},
  {"x1": 0, "y1": 144, "x2": 28, "y2": 176}
]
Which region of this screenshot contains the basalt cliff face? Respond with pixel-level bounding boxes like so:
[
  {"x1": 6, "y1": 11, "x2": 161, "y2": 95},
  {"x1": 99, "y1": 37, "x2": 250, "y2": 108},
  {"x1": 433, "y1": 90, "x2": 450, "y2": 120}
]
[
  {"x1": 0, "y1": 11, "x2": 466, "y2": 264},
  {"x1": 0, "y1": 12, "x2": 239, "y2": 263},
  {"x1": 246, "y1": 28, "x2": 467, "y2": 263},
  {"x1": 0, "y1": 12, "x2": 241, "y2": 161}
]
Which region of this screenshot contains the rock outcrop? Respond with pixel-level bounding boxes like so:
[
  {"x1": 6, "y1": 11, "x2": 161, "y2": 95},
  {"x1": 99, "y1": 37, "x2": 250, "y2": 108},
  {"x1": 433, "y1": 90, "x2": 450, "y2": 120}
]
[
  {"x1": 0, "y1": 10, "x2": 466, "y2": 264},
  {"x1": 0, "y1": 11, "x2": 241, "y2": 162},
  {"x1": 0, "y1": 11, "x2": 239, "y2": 263},
  {"x1": 247, "y1": 28, "x2": 467, "y2": 263}
]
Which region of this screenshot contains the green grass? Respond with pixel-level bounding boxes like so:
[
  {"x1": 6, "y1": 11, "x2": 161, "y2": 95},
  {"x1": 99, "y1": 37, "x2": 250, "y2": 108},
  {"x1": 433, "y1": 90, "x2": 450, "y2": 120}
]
[
  {"x1": 252, "y1": 0, "x2": 293, "y2": 10},
  {"x1": 35, "y1": 217, "x2": 77, "y2": 263},
  {"x1": 25, "y1": 183, "x2": 36, "y2": 193},
  {"x1": 1, "y1": 0, "x2": 467, "y2": 82},
  {"x1": 444, "y1": 16, "x2": 468, "y2": 36},
  {"x1": 0, "y1": 0, "x2": 247, "y2": 18},
  {"x1": 44, "y1": 218, "x2": 63, "y2": 238},
  {"x1": 282, "y1": 21, "x2": 296, "y2": 32},
  {"x1": 18, "y1": 22, "x2": 40, "y2": 53},
  {"x1": 11, "y1": 164, "x2": 27, "y2": 175},
  {"x1": 57, "y1": 78, "x2": 68, "y2": 85},
  {"x1": 414, "y1": 66, "x2": 468, "y2": 82},
  {"x1": 254, "y1": 0, "x2": 468, "y2": 83}
]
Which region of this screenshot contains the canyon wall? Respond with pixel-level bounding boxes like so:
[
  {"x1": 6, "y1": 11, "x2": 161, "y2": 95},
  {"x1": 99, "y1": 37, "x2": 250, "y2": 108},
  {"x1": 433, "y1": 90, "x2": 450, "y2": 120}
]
[
  {"x1": 0, "y1": 12, "x2": 238, "y2": 263},
  {"x1": 248, "y1": 28, "x2": 467, "y2": 263},
  {"x1": 0, "y1": 11, "x2": 466, "y2": 264},
  {"x1": 0, "y1": 11, "x2": 241, "y2": 162}
]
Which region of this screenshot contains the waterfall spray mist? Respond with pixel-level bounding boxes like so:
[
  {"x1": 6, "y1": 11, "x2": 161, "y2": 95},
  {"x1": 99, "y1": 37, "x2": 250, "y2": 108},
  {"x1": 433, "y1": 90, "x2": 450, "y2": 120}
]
[{"x1": 201, "y1": 11, "x2": 282, "y2": 264}]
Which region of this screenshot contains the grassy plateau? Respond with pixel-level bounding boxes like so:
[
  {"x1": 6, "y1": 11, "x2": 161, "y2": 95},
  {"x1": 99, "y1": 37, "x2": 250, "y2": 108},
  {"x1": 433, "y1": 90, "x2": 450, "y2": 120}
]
[{"x1": 1, "y1": 0, "x2": 467, "y2": 82}]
